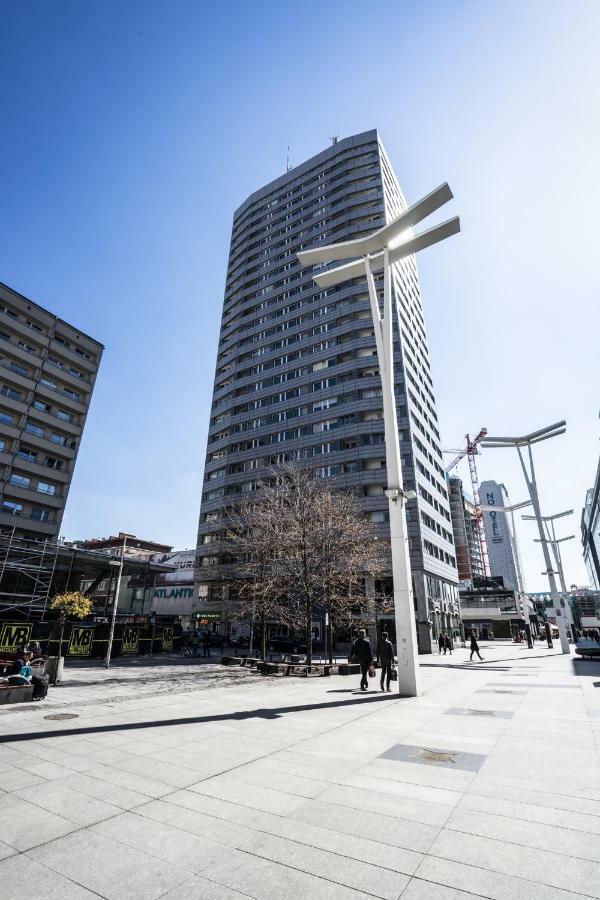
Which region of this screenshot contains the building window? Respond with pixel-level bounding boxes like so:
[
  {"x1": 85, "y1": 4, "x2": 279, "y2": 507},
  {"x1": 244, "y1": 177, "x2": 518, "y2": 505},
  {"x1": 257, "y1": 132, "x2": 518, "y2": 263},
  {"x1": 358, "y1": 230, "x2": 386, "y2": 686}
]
[
  {"x1": 10, "y1": 362, "x2": 28, "y2": 376},
  {"x1": 63, "y1": 388, "x2": 80, "y2": 400},
  {"x1": 9, "y1": 474, "x2": 30, "y2": 488},
  {"x1": 37, "y1": 481, "x2": 56, "y2": 495},
  {"x1": 25, "y1": 423, "x2": 44, "y2": 437},
  {"x1": 50, "y1": 433, "x2": 67, "y2": 446},
  {"x1": 2, "y1": 500, "x2": 22, "y2": 516},
  {"x1": 17, "y1": 450, "x2": 37, "y2": 463},
  {"x1": 33, "y1": 400, "x2": 50, "y2": 412},
  {"x1": 0, "y1": 411, "x2": 14, "y2": 425},
  {"x1": 30, "y1": 508, "x2": 50, "y2": 522},
  {"x1": 56, "y1": 410, "x2": 73, "y2": 422},
  {"x1": 44, "y1": 456, "x2": 62, "y2": 470},
  {"x1": 1, "y1": 386, "x2": 21, "y2": 401}
]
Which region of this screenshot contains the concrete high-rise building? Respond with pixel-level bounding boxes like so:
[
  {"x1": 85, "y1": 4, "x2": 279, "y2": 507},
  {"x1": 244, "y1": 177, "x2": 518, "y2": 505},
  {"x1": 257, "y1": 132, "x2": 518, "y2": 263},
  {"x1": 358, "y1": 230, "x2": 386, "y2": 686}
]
[
  {"x1": 448, "y1": 476, "x2": 485, "y2": 584},
  {"x1": 0, "y1": 282, "x2": 103, "y2": 541},
  {"x1": 480, "y1": 480, "x2": 525, "y2": 592},
  {"x1": 195, "y1": 130, "x2": 459, "y2": 652},
  {"x1": 582, "y1": 457, "x2": 600, "y2": 592}
]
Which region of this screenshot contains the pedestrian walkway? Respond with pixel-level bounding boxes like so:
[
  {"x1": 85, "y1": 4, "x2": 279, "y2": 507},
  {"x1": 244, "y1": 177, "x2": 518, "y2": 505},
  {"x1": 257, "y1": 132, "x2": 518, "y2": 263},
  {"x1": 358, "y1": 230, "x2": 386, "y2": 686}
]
[{"x1": 0, "y1": 640, "x2": 598, "y2": 899}]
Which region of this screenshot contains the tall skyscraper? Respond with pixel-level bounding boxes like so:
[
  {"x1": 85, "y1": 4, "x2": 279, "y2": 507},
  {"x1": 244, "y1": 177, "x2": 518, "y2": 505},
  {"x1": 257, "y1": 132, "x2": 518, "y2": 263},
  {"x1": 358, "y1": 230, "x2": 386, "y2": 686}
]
[
  {"x1": 449, "y1": 475, "x2": 486, "y2": 584},
  {"x1": 480, "y1": 479, "x2": 525, "y2": 592},
  {"x1": 0, "y1": 282, "x2": 103, "y2": 542},
  {"x1": 195, "y1": 130, "x2": 459, "y2": 652}
]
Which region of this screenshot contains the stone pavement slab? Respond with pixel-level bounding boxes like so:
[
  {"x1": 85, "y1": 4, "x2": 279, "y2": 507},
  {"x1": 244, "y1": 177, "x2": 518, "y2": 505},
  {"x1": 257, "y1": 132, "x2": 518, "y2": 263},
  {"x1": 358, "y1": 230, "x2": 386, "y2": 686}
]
[{"x1": 0, "y1": 640, "x2": 597, "y2": 899}]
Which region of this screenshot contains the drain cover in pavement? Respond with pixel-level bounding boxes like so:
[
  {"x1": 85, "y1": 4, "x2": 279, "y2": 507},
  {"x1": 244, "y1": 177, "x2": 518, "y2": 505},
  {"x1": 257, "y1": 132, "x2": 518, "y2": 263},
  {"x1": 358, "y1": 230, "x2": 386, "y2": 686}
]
[
  {"x1": 44, "y1": 713, "x2": 79, "y2": 721},
  {"x1": 380, "y1": 742, "x2": 486, "y2": 772}
]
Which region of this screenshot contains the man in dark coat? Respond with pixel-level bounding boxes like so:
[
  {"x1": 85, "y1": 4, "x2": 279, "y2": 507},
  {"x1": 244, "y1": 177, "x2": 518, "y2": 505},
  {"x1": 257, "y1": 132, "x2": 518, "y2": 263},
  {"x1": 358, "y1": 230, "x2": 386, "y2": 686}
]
[
  {"x1": 444, "y1": 634, "x2": 453, "y2": 655},
  {"x1": 469, "y1": 630, "x2": 483, "y2": 661},
  {"x1": 379, "y1": 631, "x2": 394, "y2": 692},
  {"x1": 438, "y1": 633, "x2": 444, "y2": 654},
  {"x1": 351, "y1": 629, "x2": 373, "y2": 691}
]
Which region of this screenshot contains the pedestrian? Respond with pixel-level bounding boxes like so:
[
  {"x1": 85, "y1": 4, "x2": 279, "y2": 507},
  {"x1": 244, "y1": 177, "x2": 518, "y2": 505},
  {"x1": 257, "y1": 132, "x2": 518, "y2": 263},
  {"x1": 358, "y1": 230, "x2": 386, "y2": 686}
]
[
  {"x1": 444, "y1": 634, "x2": 453, "y2": 655},
  {"x1": 350, "y1": 629, "x2": 373, "y2": 691},
  {"x1": 202, "y1": 629, "x2": 211, "y2": 658},
  {"x1": 469, "y1": 630, "x2": 483, "y2": 661},
  {"x1": 190, "y1": 628, "x2": 200, "y2": 657},
  {"x1": 438, "y1": 633, "x2": 444, "y2": 654},
  {"x1": 379, "y1": 631, "x2": 394, "y2": 692}
]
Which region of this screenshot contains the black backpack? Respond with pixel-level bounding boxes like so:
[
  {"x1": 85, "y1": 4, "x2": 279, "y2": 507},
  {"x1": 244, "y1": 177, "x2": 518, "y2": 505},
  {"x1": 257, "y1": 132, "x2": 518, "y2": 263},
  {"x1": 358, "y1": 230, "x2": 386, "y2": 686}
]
[{"x1": 31, "y1": 674, "x2": 49, "y2": 700}]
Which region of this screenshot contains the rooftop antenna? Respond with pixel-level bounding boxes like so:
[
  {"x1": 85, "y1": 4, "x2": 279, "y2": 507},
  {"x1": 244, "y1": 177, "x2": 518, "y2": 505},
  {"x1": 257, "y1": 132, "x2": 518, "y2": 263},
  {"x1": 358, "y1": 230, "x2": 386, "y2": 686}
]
[
  {"x1": 286, "y1": 146, "x2": 292, "y2": 172},
  {"x1": 330, "y1": 135, "x2": 338, "y2": 145}
]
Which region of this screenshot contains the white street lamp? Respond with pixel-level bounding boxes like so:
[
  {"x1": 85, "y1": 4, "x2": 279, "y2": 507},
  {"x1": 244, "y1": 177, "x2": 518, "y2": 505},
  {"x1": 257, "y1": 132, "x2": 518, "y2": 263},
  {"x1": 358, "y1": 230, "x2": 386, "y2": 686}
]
[
  {"x1": 297, "y1": 183, "x2": 460, "y2": 696},
  {"x1": 481, "y1": 422, "x2": 570, "y2": 654}
]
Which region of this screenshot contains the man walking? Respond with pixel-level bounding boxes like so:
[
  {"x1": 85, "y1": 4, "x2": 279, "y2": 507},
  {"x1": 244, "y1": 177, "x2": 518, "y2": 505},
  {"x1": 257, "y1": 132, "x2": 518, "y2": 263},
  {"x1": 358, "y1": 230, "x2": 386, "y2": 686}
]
[
  {"x1": 379, "y1": 631, "x2": 394, "y2": 692},
  {"x1": 351, "y1": 629, "x2": 373, "y2": 691},
  {"x1": 202, "y1": 629, "x2": 211, "y2": 658},
  {"x1": 438, "y1": 632, "x2": 444, "y2": 654},
  {"x1": 444, "y1": 633, "x2": 453, "y2": 655},
  {"x1": 469, "y1": 629, "x2": 483, "y2": 661}
]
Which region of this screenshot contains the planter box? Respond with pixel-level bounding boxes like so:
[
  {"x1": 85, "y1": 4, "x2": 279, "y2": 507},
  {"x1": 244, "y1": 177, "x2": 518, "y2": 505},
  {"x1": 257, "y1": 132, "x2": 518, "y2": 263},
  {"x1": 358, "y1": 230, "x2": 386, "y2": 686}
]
[
  {"x1": 0, "y1": 684, "x2": 34, "y2": 704},
  {"x1": 338, "y1": 663, "x2": 361, "y2": 675}
]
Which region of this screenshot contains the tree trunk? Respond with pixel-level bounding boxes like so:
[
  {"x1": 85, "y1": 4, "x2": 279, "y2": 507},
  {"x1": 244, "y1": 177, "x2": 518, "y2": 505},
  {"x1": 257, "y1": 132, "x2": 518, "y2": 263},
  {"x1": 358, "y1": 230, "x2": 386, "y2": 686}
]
[
  {"x1": 327, "y1": 618, "x2": 334, "y2": 664},
  {"x1": 306, "y1": 597, "x2": 312, "y2": 666},
  {"x1": 261, "y1": 611, "x2": 266, "y2": 660}
]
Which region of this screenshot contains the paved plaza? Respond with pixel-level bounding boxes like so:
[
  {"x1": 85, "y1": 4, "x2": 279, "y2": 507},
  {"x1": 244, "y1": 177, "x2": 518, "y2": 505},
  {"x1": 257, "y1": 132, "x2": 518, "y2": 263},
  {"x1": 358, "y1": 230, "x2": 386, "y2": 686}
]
[{"x1": 0, "y1": 640, "x2": 599, "y2": 899}]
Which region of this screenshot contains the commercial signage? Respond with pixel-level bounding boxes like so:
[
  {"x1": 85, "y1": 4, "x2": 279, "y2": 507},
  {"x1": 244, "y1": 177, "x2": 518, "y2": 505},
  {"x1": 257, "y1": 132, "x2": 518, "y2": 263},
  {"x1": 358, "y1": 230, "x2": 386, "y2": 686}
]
[
  {"x1": 0, "y1": 623, "x2": 32, "y2": 653},
  {"x1": 195, "y1": 611, "x2": 221, "y2": 621},
  {"x1": 121, "y1": 626, "x2": 140, "y2": 654},
  {"x1": 68, "y1": 625, "x2": 95, "y2": 657},
  {"x1": 152, "y1": 587, "x2": 194, "y2": 601},
  {"x1": 162, "y1": 626, "x2": 173, "y2": 651}
]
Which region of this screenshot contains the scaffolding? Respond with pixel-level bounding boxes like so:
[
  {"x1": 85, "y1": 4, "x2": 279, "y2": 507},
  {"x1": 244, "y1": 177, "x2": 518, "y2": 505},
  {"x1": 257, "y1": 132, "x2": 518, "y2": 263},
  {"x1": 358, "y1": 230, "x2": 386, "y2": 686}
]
[{"x1": 0, "y1": 528, "x2": 60, "y2": 618}]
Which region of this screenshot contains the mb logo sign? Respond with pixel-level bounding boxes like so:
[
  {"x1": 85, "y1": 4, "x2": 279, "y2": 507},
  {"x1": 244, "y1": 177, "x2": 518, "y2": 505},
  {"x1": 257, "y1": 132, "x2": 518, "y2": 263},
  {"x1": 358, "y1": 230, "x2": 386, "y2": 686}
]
[
  {"x1": 121, "y1": 627, "x2": 139, "y2": 655},
  {"x1": 68, "y1": 626, "x2": 95, "y2": 657},
  {"x1": 0, "y1": 623, "x2": 32, "y2": 653}
]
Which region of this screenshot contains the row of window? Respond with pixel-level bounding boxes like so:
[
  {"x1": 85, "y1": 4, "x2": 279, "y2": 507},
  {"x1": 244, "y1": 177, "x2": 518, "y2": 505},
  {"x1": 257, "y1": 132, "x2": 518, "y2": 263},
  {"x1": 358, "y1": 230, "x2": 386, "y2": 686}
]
[
  {"x1": 0, "y1": 383, "x2": 76, "y2": 423},
  {"x1": 0, "y1": 302, "x2": 95, "y2": 362},
  {"x1": 420, "y1": 510, "x2": 454, "y2": 546},
  {"x1": 2, "y1": 500, "x2": 52, "y2": 521},
  {"x1": 424, "y1": 539, "x2": 456, "y2": 569},
  {"x1": 7, "y1": 472, "x2": 58, "y2": 495}
]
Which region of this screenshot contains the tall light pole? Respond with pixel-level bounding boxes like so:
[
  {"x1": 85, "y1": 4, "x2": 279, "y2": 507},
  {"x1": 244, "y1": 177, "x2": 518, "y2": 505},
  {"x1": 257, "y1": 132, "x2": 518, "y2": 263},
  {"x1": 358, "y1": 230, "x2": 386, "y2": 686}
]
[
  {"x1": 524, "y1": 510, "x2": 574, "y2": 594},
  {"x1": 105, "y1": 536, "x2": 127, "y2": 668},
  {"x1": 297, "y1": 184, "x2": 460, "y2": 696},
  {"x1": 481, "y1": 422, "x2": 570, "y2": 654}
]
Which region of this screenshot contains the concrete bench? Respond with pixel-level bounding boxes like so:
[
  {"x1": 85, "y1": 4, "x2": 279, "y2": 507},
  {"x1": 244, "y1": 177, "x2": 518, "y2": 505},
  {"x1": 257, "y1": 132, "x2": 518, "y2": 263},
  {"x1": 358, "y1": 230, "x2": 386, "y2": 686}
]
[
  {"x1": 284, "y1": 663, "x2": 333, "y2": 677},
  {"x1": 337, "y1": 663, "x2": 361, "y2": 675},
  {"x1": 0, "y1": 683, "x2": 34, "y2": 704}
]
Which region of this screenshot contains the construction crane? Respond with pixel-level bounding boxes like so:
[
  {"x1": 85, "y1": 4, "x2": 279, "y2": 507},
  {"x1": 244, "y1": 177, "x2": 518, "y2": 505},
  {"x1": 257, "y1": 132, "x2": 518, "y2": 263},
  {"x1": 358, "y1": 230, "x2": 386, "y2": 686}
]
[{"x1": 444, "y1": 428, "x2": 490, "y2": 576}]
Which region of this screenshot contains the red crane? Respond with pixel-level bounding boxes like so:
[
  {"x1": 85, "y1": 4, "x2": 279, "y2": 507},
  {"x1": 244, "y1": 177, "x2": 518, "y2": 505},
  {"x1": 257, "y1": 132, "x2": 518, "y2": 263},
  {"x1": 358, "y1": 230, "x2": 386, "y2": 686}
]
[{"x1": 445, "y1": 428, "x2": 490, "y2": 577}]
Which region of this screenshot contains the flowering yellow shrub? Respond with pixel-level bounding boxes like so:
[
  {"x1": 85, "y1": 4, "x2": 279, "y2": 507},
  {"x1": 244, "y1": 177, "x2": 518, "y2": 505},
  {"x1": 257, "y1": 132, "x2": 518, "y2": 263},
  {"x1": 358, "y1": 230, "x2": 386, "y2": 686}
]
[{"x1": 50, "y1": 592, "x2": 92, "y2": 621}]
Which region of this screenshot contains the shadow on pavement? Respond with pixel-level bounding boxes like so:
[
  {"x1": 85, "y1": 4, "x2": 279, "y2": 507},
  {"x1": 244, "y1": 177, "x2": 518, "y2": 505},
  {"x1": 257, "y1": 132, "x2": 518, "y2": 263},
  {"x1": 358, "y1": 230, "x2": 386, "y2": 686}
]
[{"x1": 0, "y1": 693, "x2": 399, "y2": 745}]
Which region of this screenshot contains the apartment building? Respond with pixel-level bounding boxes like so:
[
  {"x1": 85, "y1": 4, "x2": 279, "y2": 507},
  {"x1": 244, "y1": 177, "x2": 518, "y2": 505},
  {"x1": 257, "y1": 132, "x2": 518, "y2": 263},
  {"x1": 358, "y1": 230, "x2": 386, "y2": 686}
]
[
  {"x1": 449, "y1": 475, "x2": 486, "y2": 584},
  {"x1": 195, "y1": 130, "x2": 459, "y2": 652},
  {"x1": 0, "y1": 282, "x2": 103, "y2": 540}
]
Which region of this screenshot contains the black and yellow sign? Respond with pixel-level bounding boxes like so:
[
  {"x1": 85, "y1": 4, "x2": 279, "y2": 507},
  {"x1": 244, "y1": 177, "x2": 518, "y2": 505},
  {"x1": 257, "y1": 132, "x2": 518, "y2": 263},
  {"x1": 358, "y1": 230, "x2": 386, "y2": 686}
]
[
  {"x1": 121, "y1": 626, "x2": 139, "y2": 654},
  {"x1": 0, "y1": 622, "x2": 32, "y2": 653},
  {"x1": 162, "y1": 626, "x2": 173, "y2": 652},
  {"x1": 68, "y1": 625, "x2": 95, "y2": 657}
]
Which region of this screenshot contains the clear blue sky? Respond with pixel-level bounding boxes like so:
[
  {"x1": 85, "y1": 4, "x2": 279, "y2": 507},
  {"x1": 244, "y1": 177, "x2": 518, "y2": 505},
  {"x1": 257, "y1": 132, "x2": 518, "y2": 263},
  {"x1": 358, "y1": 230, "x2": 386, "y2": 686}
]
[{"x1": 1, "y1": 0, "x2": 598, "y2": 590}]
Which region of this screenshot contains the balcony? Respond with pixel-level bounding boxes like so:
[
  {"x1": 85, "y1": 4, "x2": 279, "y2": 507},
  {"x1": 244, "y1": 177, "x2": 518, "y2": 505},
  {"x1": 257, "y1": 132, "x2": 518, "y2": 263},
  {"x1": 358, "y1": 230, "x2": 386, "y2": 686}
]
[
  {"x1": 3, "y1": 482, "x2": 63, "y2": 508},
  {"x1": 0, "y1": 509, "x2": 56, "y2": 534}
]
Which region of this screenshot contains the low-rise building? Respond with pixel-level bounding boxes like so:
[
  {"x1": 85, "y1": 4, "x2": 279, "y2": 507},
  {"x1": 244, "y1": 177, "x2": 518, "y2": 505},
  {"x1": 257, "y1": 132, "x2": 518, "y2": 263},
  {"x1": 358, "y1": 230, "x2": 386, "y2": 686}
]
[{"x1": 460, "y1": 576, "x2": 535, "y2": 639}]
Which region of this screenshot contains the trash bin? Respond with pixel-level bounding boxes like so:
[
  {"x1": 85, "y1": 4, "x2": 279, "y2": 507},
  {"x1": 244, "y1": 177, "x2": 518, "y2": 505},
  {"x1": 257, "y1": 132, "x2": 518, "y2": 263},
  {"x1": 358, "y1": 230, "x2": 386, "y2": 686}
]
[{"x1": 44, "y1": 656, "x2": 64, "y2": 684}]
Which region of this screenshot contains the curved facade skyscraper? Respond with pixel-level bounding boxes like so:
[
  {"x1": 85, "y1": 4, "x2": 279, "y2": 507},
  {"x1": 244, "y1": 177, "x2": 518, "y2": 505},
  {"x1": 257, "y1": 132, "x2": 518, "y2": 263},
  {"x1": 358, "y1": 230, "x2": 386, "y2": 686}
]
[{"x1": 194, "y1": 130, "x2": 459, "y2": 652}]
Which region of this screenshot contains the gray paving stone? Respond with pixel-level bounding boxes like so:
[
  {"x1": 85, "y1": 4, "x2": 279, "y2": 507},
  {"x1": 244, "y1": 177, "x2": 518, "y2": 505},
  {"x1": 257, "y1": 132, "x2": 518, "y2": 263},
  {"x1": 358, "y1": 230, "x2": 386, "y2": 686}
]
[
  {"x1": 189, "y1": 774, "x2": 310, "y2": 815},
  {"x1": 459, "y1": 791, "x2": 600, "y2": 835},
  {"x1": 15, "y1": 779, "x2": 123, "y2": 826},
  {"x1": 429, "y1": 828, "x2": 600, "y2": 897},
  {"x1": 205, "y1": 846, "x2": 378, "y2": 900},
  {"x1": 28, "y1": 828, "x2": 191, "y2": 900},
  {"x1": 446, "y1": 806, "x2": 600, "y2": 862},
  {"x1": 0, "y1": 767, "x2": 47, "y2": 792},
  {"x1": 93, "y1": 811, "x2": 233, "y2": 872},
  {"x1": 0, "y1": 794, "x2": 78, "y2": 851},
  {"x1": 81, "y1": 763, "x2": 174, "y2": 797},
  {"x1": 52, "y1": 771, "x2": 149, "y2": 809},
  {"x1": 317, "y1": 782, "x2": 452, "y2": 826},
  {"x1": 401, "y1": 877, "x2": 489, "y2": 899},
  {"x1": 415, "y1": 854, "x2": 591, "y2": 900},
  {"x1": 159, "y1": 877, "x2": 252, "y2": 899},
  {"x1": 290, "y1": 799, "x2": 439, "y2": 853},
  {"x1": 0, "y1": 854, "x2": 100, "y2": 899}
]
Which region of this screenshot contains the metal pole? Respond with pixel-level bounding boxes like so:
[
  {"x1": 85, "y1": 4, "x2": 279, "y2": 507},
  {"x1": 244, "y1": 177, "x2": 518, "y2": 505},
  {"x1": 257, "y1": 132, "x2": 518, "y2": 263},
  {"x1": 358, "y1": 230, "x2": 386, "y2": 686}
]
[
  {"x1": 517, "y1": 446, "x2": 569, "y2": 653},
  {"x1": 364, "y1": 251, "x2": 419, "y2": 697},
  {"x1": 105, "y1": 537, "x2": 127, "y2": 668}
]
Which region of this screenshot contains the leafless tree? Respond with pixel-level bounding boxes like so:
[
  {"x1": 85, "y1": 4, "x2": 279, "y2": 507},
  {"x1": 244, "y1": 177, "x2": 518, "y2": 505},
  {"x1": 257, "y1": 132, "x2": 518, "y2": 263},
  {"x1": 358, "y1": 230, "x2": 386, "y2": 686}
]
[{"x1": 223, "y1": 464, "x2": 385, "y2": 664}]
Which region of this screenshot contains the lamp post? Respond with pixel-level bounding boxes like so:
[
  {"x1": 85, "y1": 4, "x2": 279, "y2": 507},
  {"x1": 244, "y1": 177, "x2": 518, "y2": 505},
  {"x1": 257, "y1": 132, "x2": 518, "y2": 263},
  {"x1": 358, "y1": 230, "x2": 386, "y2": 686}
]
[
  {"x1": 297, "y1": 184, "x2": 460, "y2": 696},
  {"x1": 480, "y1": 499, "x2": 532, "y2": 644},
  {"x1": 481, "y1": 422, "x2": 570, "y2": 654},
  {"x1": 105, "y1": 536, "x2": 127, "y2": 668},
  {"x1": 524, "y1": 509, "x2": 575, "y2": 638}
]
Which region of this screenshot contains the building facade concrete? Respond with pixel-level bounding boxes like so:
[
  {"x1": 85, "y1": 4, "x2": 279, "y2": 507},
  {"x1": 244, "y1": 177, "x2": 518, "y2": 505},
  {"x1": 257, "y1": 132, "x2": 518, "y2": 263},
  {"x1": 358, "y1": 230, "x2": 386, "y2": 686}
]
[
  {"x1": 0, "y1": 282, "x2": 103, "y2": 542},
  {"x1": 195, "y1": 130, "x2": 459, "y2": 652},
  {"x1": 480, "y1": 479, "x2": 524, "y2": 592},
  {"x1": 449, "y1": 475, "x2": 486, "y2": 585}
]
